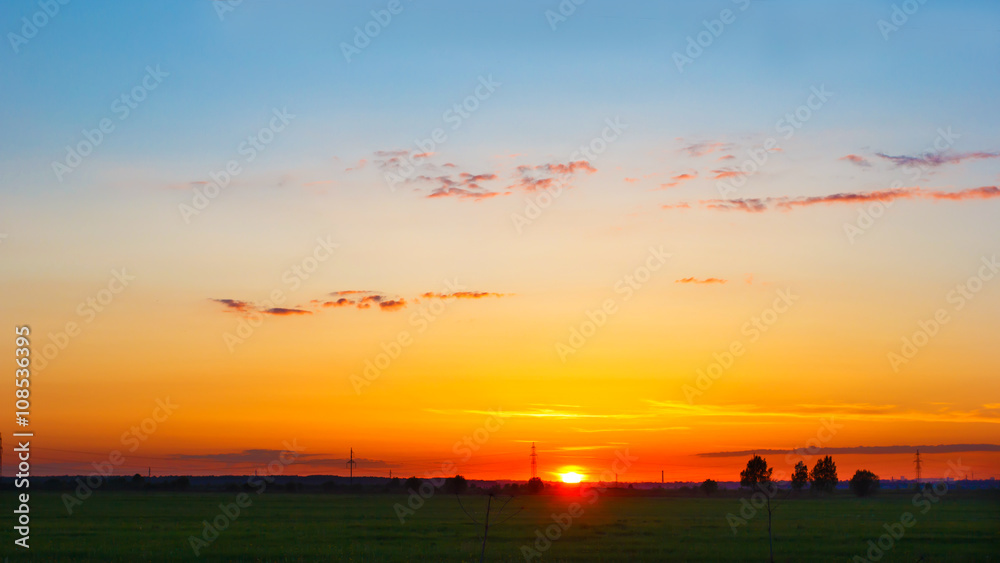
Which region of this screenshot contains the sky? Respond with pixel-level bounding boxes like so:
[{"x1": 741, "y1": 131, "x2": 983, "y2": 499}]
[{"x1": 1, "y1": 0, "x2": 999, "y2": 483}]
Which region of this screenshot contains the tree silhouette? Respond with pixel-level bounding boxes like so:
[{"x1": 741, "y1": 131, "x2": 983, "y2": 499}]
[
  {"x1": 791, "y1": 461, "x2": 808, "y2": 491},
  {"x1": 405, "y1": 476, "x2": 422, "y2": 492},
  {"x1": 525, "y1": 477, "x2": 544, "y2": 494},
  {"x1": 700, "y1": 479, "x2": 719, "y2": 495},
  {"x1": 444, "y1": 474, "x2": 468, "y2": 494},
  {"x1": 849, "y1": 469, "x2": 880, "y2": 497},
  {"x1": 810, "y1": 456, "x2": 838, "y2": 493},
  {"x1": 740, "y1": 455, "x2": 773, "y2": 489},
  {"x1": 740, "y1": 455, "x2": 777, "y2": 562}
]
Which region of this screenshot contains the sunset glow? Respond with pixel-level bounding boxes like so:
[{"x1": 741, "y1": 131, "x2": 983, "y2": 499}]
[{"x1": 1, "y1": 0, "x2": 998, "y2": 489}]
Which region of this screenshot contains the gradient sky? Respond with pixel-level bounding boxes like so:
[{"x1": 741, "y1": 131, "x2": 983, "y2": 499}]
[{"x1": 2, "y1": 0, "x2": 999, "y2": 483}]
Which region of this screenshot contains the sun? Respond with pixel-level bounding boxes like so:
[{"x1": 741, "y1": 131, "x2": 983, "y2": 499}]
[{"x1": 560, "y1": 472, "x2": 584, "y2": 484}]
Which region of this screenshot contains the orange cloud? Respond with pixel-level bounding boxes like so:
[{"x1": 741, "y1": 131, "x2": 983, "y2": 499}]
[
  {"x1": 378, "y1": 299, "x2": 407, "y2": 311},
  {"x1": 421, "y1": 291, "x2": 507, "y2": 299},
  {"x1": 675, "y1": 277, "x2": 727, "y2": 284},
  {"x1": 840, "y1": 154, "x2": 871, "y2": 167}
]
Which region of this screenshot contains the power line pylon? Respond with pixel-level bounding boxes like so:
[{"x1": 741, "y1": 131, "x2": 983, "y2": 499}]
[
  {"x1": 347, "y1": 448, "x2": 358, "y2": 486},
  {"x1": 530, "y1": 443, "x2": 537, "y2": 480},
  {"x1": 914, "y1": 450, "x2": 922, "y2": 483}
]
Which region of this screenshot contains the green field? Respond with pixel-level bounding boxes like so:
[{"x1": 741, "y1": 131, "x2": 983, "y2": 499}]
[{"x1": 2, "y1": 490, "x2": 998, "y2": 562}]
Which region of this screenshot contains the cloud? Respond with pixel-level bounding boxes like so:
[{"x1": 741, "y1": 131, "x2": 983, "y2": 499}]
[
  {"x1": 711, "y1": 169, "x2": 742, "y2": 180},
  {"x1": 676, "y1": 277, "x2": 727, "y2": 284},
  {"x1": 420, "y1": 291, "x2": 507, "y2": 299},
  {"x1": 875, "y1": 151, "x2": 1000, "y2": 168},
  {"x1": 840, "y1": 154, "x2": 871, "y2": 167},
  {"x1": 323, "y1": 298, "x2": 354, "y2": 307},
  {"x1": 679, "y1": 141, "x2": 731, "y2": 158},
  {"x1": 345, "y1": 158, "x2": 367, "y2": 172},
  {"x1": 424, "y1": 172, "x2": 507, "y2": 201},
  {"x1": 170, "y1": 449, "x2": 398, "y2": 468},
  {"x1": 697, "y1": 444, "x2": 1000, "y2": 458},
  {"x1": 624, "y1": 177, "x2": 639, "y2": 184},
  {"x1": 262, "y1": 307, "x2": 311, "y2": 316},
  {"x1": 656, "y1": 172, "x2": 698, "y2": 190},
  {"x1": 666, "y1": 185, "x2": 1000, "y2": 213},
  {"x1": 378, "y1": 298, "x2": 407, "y2": 311},
  {"x1": 331, "y1": 290, "x2": 374, "y2": 296},
  {"x1": 211, "y1": 298, "x2": 251, "y2": 313},
  {"x1": 506, "y1": 159, "x2": 597, "y2": 193}
]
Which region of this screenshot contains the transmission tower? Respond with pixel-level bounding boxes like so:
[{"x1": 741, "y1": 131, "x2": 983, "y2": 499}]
[
  {"x1": 914, "y1": 450, "x2": 922, "y2": 483},
  {"x1": 530, "y1": 443, "x2": 537, "y2": 479},
  {"x1": 347, "y1": 448, "x2": 357, "y2": 486}
]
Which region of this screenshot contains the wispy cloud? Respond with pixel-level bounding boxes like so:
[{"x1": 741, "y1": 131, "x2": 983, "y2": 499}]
[
  {"x1": 676, "y1": 277, "x2": 727, "y2": 285},
  {"x1": 665, "y1": 185, "x2": 1000, "y2": 213},
  {"x1": 839, "y1": 154, "x2": 871, "y2": 167},
  {"x1": 697, "y1": 444, "x2": 1000, "y2": 458},
  {"x1": 876, "y1": 150, "x2": 1000, "y2": 168}
]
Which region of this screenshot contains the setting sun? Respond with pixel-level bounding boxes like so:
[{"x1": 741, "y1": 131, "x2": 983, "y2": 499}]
[{"x1": 560, "y1": 472, "x2": 585, "y2": 484}]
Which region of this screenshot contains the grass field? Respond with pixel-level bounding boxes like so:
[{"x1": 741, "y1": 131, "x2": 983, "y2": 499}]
[{"x1": 1, "y1": 490, "x2": 998, "y2": 561}]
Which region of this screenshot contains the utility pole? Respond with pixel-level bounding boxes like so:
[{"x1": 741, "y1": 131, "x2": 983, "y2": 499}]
[
  {"x1": 661, "y1": 470, "x2": 664, "y2": 484},
  {"x1": 914, "y1": 450, "x2": 922, "y2": 484},
  {"x1": 347, "y1": 448, "x2": 357, "y2": 486}
]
